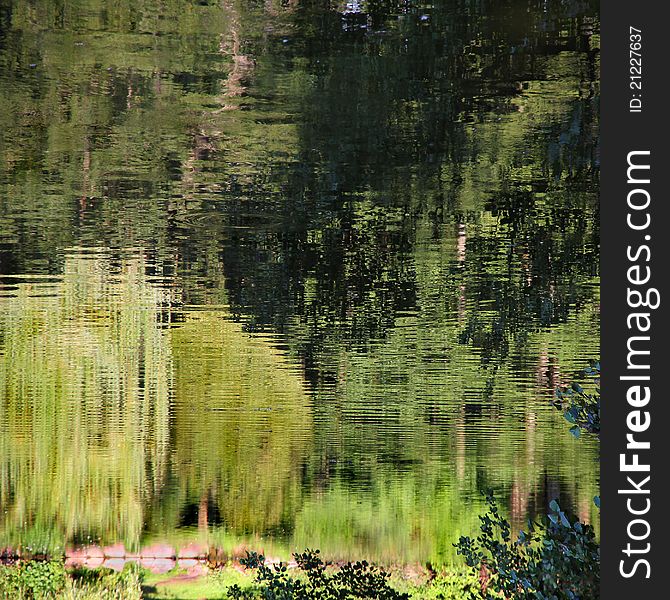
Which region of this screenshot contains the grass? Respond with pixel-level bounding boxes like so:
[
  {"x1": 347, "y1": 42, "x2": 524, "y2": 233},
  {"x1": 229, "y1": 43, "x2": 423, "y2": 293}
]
[
  {"x1": 143, "y1": 565, "x2": 251, "y2": 600},
  {"x1": 143, "y1": 563, "x2": 481, "y2": 600},
  {"x1": 0, "y1": 561, "x2": 142, "y2": 599},
  {"x1": 0, "y1": 559, "x2": 481, "y2": 599}
]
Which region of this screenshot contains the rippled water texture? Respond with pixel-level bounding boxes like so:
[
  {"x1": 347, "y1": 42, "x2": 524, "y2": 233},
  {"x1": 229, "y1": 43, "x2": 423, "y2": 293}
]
[{"x1": 0, "y1": 0, "x2": 599, "y2": 565}]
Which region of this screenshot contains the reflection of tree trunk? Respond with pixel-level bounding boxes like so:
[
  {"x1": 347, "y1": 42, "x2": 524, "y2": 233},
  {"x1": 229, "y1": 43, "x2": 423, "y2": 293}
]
[
  {"x1": 455, "y1": 405, "x2": 465, "y2": 481},
  {"x1": 153, "y1": 71, "x2": 162, "y2": 96},
  {"x1": 181, "y1": 134, "x2": 215, "y2": 196},
  {"x1": 179, "y1": 1, "x2": 302, "y2": 201},
  {"x1": 578, "y1": 497, "x2": 591, "y2": 525},
  {"x1": 219, "y1": 1, "x2": 298, "y2": 110},
  {"x1": 219, "y1": 1, "x2": 256, "y2": 111},
  {"x1": 198, "y1": 493, "x2": 209, "y2": 532},
  {"x1": 526, "y1": 410, "x2": 536, "y2": 461},
  {"x1": 80, "y1": 141, "x2": 90, "y2": 216},
  {"x1": 454, "y1": 221, "x2": 469, "y2": 485},
  {"x1": 180, "y1": 0, "x2": 301, "y2": 194},
  {"x1": 520, "y1": 251, "x2": 531, "y2": 286},
  {"x1": 457, "y1": 223, "x2": 466, "y2": 320},
  {"x1": 510, "y1": 479, "x2": 528, "y2": 528},
  {"x1": 219, "y1": 33, "x2": 254, "y2": 109},
  {"x1": 536, "y1": 349, "x2": 562, "y2": 392},
  {"x1": 178, "y1": 1, "x2": 256, "y2": 197},
  {"x1": 512, "y1": 412, "x2": 536, "y2": 526}
]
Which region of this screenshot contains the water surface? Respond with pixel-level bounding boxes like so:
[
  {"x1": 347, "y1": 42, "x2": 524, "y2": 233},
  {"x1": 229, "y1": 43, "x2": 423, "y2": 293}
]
[{"x1": 0, "y1": 0, "x2": 599, "y2": 565}]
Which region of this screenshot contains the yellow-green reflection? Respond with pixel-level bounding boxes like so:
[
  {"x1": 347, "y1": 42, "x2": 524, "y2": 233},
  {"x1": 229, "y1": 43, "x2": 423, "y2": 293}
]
[
  {"x1": 170, "y1": 309, "x2": 312, "y2": 534},
  {"x1": 0, "y1": 252, "x2": 312, "y2": 552},
  {"x1": 0, "y1": 252, "x2": 172, "y2": 550}
]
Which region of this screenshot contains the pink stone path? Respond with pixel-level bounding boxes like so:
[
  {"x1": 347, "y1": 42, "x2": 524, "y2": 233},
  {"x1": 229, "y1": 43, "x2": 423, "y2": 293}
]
[
  {"x1": 63, "y1": 542, "x2": 209, "y2": 575},
  {"x1": 2, "y1": 542, "x2": 294, "y2": 577}
]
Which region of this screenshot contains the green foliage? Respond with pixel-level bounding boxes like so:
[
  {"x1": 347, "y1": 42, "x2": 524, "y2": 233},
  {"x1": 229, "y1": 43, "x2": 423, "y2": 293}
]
[
  {"x1": 0, "y1": 561, "x2": 143, "y2": 600},
  {"x1": 554, "y1": 362, "x2": 600, "y2": 437},
  {"x1": 455, "y1": 494, "x2": 599, "y2": 600},
  {"x1": 213, "y1": 564, "x2": 481, "y2": 600},
  {"x1": 65, "y1": 565, "x2": 143, "y2": 600},
  {"x1": 0, "y1": 560, "x2": 65, "y2": 599},
  {"x1": 406, "y1": 572, "x2": 480, "y2": 600},
  {"x1": 227, "y1": 550, "x2": 410, "y2": 600}
]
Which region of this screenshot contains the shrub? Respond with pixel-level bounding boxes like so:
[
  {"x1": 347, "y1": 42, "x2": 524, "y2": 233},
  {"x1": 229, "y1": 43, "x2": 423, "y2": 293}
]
[
  {"x1": 0, "y1": 561, "x2": 142, "y2": 600},
  {"x1": 455, "y1": 494, "x2": 599, "y2": 600},
  {"x1": 0, "y1": 560, "x2": 66, "y2": 599},
  {"x1": 65, "y1": 564, "x2": 143, "y2": 600},
  {"x1": 554, "y1": 361, "x2": 600, "y2": 438},
  {"x1": 228, "y1": 549, "x2": 410, "y2": 600},
  {"x1": 407, "y1": 571, "x2": 480, "y2": 600}
]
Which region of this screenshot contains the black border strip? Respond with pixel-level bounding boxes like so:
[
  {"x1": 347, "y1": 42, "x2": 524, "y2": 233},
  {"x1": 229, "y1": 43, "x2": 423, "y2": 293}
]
[{"x1": 601, "y1": 2, "x2": 668, "y2": 596}]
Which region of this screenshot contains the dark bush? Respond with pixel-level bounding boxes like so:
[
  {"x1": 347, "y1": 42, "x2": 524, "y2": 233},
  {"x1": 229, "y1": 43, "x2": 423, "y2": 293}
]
[
  {"x1": 227, "y1": 549, "x2": 410, "y2": 600},
  {"x1": 554, "y1": 361, "x2": 600, "y2": 438},
  {"x1": 455, "y1": 494, "x2": 599, "y2": 600}
]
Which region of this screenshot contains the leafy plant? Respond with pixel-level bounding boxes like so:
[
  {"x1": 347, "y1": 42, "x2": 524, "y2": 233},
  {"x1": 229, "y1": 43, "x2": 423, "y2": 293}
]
[
  {"x1": 455, "y1": 494, "x2": 599, "y2": 600},
  {"x1": 227, "y1": 549, "x2": 410, "y2": 600},
  {"x1": 0, "y1": 561, "x2": 143, "y2": 600},
  {"x1": 554, "y1": 361, "x2": 600, "y2": 438},
  {"x1": 407, "y1": 571, "x2": 480, "y2": 600},
  {"x1": 65, "y1": 564, "x2": 143, "y2": 600},
  {"x1": 0, "y1": 560, "x2": 66, "y2": 599}
]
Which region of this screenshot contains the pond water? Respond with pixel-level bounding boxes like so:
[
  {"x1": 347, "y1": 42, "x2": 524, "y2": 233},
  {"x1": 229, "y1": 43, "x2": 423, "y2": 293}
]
[{"x1": 0, "y1": 0, "x2": 599, "y2": 566}]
